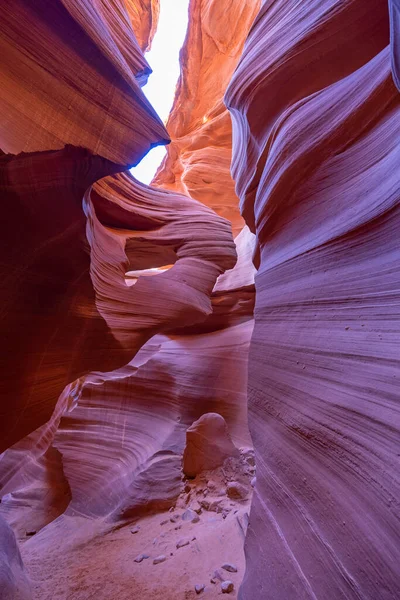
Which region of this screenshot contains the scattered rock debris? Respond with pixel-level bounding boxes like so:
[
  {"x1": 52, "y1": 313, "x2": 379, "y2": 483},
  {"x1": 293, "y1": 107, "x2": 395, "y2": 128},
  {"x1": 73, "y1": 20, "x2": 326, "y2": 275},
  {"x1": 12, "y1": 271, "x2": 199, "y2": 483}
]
[
  {"x1": 211, "y1": 569, "x2": 224, "y2": 582},
  {"x1": 182, "y1": 508, "x2": 199, "y2": 523},
  {"x1": 221, "y1": 580, "x2": 234, "y2": 593},
  {"x1": 134, "y1": 554, "x2": 149, "y2": 563},
  {"x1": 222, "y1": 563, "x2": 238, "y2": 573},
  {"x1": 226, "y1": 481, "x2": 247, "y2": 500},
  {"x1": 130, "y1": 525, "x2": 140, "y2": 534}
]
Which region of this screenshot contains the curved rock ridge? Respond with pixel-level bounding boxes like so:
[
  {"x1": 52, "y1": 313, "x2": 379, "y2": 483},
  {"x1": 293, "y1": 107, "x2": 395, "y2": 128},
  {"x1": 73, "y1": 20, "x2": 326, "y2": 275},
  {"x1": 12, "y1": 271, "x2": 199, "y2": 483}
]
[
  {"x1": 1, "y1": 318, "x2": 252, "y2": 523},
  {"x1": 1, "y1": 0, "x2": 245, "y2": 460},
  {"x1": 226, "y1": 1, "x2": 400, "y2": 598},
  {"x1": 0, "y1": 151, "x2": 236, "y2": 448},
  {"x1": 0, "y1": 0, "x2": 168, "y2": 163},
  {"x1": 87, "y1": 173, "x2": 237, "y2": 348},
  {"x1": 153, "y1": 0, "x2": 261, "y2": 237},
  {"x1": 0, "y1": 137, "x2": 239, "y2": 523}
]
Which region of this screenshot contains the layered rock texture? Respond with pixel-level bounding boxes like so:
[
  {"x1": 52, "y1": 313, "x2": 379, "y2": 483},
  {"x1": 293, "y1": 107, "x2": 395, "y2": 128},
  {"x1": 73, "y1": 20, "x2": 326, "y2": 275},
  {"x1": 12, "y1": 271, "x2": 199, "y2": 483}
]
[
  {"x1": 1, "y1": 0, "x2": 256, "y2": 598},
  {"x1": 1, "y1": 0, "x2": 400, "y2": 599},
  {"x1": 226, "y1": 0, "x2": 400, "y2": 598}
]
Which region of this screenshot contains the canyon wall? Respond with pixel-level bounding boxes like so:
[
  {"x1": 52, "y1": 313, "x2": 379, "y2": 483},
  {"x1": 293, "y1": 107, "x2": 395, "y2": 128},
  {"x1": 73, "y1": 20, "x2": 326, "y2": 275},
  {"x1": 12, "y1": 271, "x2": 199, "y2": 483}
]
[
  {"x1": 0, "y1": 0, "x2": 256, "y2": 522},
  {"x1": 0, "y1": 1, "x2": 257, "y2": 598},
  {"x1": 226, "y1": 0, "x2": 400, "y2": 598},
  {"x1": 0, "y1": 0, "x2": 168, "y2": 451}
]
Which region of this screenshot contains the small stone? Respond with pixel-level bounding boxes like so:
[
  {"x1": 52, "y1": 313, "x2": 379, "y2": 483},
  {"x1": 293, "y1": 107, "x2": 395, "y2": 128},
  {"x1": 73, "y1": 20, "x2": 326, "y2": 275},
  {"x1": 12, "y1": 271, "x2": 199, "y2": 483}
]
[
  {"x1": 195, "y1": 584, "x2": 205, "y2": 594},
  {"x1": 25, "y1": 530, "x2": 37, "y2": 537},
  {"x1": 212, "y1": 569, "x2": 224, "y2": 582},
  {"x1": 174, "y1": 525, "x2": 182, "y2": 530},
  {"x1": 226, "y1": 481, "x2": 247, "y2": 500},
  {"x1": 209, "y1": 499, "x2": 223, "y2": 513},
  {"x1": 153, "y1": 555, "x2": 166, "y2": 565},
  {"x1": 182, "y1": 508, "x2": 198, "y2": 522},
  {"x1": 210, "y1": 578, "x2": 217, "y2": 584},
  {"x1": 244, "y1": 453, "x2": 255, "y2": 467},
  {"x1": 130, "y1": 525, "x2": 140, "y2": 534},
  {"x1": 191, "y1": 536, "x2": 197, "y2": 541},
  {"x1": 176, "y1": 538, "x2": 190, "y2": 549},
  {"x1": 200, "y1": 499, "x2": 210, "y2": 510},
  {"x1": 221, "y1": 581, "x2": 234, "y2": 593},
  {"x1": 134, "y1": 554, "x2": 149, "y2": 563},
  {"x1": 222, "y1": 563, "x2": 238, "y2": 573},
  {"x1": 160, "y1": 519, "x2": 169, "y2": 526},
  {"x1": 170, "y1": 514, "x2": 180, "y2": 523},
  {"x1": 251, "y1": 477, "x2": 257, "y2": 488}
]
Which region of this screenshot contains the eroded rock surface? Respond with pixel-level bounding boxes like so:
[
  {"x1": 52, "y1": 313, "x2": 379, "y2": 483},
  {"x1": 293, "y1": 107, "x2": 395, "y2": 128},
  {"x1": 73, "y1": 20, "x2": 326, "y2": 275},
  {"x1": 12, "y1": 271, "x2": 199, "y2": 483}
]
[{"x1": 226, "y1": 1, "x2": 400, "y2": 598}]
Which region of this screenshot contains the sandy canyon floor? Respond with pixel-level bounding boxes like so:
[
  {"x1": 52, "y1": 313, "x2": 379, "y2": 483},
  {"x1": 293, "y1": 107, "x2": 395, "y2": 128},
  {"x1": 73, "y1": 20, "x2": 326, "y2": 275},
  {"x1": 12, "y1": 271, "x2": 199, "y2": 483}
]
[{"x1": 19, "y1": 454, "x2": 254, "y2": 600}]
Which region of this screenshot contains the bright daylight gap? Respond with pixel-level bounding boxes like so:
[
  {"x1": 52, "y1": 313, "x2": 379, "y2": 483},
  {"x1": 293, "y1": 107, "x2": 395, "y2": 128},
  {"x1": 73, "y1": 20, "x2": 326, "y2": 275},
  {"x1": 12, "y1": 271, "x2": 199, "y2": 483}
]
[{"x1": 131, "y1": 0, "x2": 190, "y2": 184}]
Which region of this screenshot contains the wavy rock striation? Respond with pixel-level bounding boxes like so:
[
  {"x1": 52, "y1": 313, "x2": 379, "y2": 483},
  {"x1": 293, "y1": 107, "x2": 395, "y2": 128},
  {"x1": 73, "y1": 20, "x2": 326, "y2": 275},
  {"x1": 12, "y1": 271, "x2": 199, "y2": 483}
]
[
  {"x1": 226, "y1": 1, "x2": 400, "y2": 598},
  {"x1": 0, "y1": 0, "x2": 170, "y2": 451},
  {"x1": 0, "y1": 5, "x2": 252, "y2": 592}
]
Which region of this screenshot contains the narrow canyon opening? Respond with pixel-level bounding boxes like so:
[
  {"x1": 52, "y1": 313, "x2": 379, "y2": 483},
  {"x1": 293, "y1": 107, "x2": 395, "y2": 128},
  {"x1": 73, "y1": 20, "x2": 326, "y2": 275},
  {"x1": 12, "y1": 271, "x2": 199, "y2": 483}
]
[{"x1": 132, "y1": 0, "x2": 190, "y2": 184}]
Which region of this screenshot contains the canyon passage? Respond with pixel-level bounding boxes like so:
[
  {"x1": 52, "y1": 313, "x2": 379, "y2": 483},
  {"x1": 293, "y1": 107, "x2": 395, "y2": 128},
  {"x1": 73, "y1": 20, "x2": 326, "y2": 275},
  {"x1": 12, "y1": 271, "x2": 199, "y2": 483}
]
[{"x1": 0, "y1": 1, "x2": 399, "y2": 599}]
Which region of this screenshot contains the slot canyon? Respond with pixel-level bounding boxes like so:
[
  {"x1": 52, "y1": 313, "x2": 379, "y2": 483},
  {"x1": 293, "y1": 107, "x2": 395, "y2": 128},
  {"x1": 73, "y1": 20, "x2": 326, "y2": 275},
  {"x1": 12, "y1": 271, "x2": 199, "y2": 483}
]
[{"x1": 0, "y1": 0, "x2": 399, "y2": 598}]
